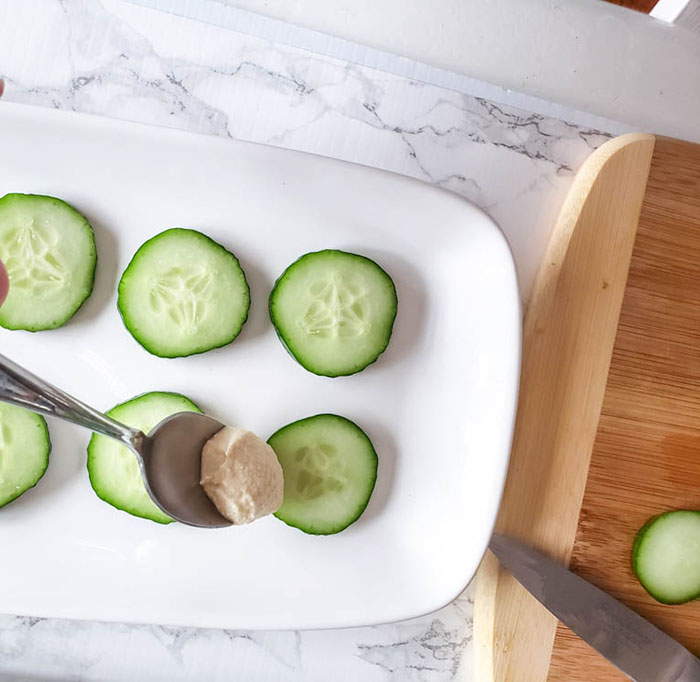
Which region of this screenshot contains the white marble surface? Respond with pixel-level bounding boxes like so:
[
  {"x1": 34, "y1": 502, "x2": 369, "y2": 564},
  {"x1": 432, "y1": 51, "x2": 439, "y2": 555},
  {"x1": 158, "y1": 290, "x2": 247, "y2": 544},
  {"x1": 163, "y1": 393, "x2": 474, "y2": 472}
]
[
  {"x1": 0, "y1": 1, "x2": 617, "y2": 680},
  {"x1": 202, "y1": 0, "x2": 700, "y2": 143}
]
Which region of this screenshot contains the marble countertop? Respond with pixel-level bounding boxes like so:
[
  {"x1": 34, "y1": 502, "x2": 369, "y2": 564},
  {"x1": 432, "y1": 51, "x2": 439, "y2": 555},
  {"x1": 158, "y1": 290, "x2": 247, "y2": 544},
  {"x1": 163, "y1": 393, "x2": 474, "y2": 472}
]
[
  {"x1": 0, "y1": 1, "x2": 619, "y2": 680},
  {"x1": 207, "y1": 0, "x2": 700, "y2": 141}
]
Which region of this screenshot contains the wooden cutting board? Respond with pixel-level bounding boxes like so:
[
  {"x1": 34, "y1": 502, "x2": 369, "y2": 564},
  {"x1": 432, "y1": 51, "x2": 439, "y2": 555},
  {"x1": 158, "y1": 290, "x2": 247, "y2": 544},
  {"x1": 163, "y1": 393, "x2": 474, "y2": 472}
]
[
  {"x1": 474, "y1": 134, "x2": 700, "y2": 681},
  {"x1": 548, "y1": 137, "x2": 700, "y2": 679}
]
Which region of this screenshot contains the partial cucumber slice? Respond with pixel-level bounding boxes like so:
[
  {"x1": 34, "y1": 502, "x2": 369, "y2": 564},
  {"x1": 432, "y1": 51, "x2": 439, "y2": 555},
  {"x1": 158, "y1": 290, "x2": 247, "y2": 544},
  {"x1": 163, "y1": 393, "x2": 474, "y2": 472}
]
[
  {"x1": 0, "y1": 403, "x2": 50, "y2": 507},
  {"x1": 118, "y1": 228, "x2": 250, "y2": 358},
  {"x1": 632, "y1": 510, "x2": 700, "y2": 605},
  {"x1": 87, "y1": 391, "x2": 201, "y2": 524},
  {"x1": 0, "y1": 193, "x2": 97, "y2": 331},
  {"x1": 268, "y1": 414, "x2": 378, "y2": 535},
  {"x1": 269, "y1": 250, "x2": 397, "y2": 377}
]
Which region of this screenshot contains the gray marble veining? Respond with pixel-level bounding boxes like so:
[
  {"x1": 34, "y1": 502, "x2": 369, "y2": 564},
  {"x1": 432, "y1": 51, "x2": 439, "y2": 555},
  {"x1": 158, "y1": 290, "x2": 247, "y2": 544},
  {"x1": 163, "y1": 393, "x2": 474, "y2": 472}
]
[{"x1": 0, "y1": 0, "x2": 621, "y2": 680}]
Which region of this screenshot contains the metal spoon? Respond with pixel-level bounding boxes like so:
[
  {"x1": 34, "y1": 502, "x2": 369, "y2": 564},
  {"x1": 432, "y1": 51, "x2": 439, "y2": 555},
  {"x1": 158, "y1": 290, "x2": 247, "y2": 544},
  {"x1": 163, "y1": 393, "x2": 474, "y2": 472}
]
[{"x1": 0, "y1": 352, "x2": 231, "y2": 528}]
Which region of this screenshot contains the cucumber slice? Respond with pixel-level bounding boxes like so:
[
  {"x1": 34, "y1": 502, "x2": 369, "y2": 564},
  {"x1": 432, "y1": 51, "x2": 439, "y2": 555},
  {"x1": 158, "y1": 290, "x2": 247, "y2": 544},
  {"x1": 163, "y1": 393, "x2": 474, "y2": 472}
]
[
  {"x1": 0, "y1": 403, "x2": 50, "y2": 507},
  {"x1": 632, "y1": 510, "x2": 700, "y2": 605},
  {"x1": 268, "y1": 414, "x2": 378, "y2": 535},
  {"x1": 0, "y1": 193, "x2": 97, "y2": 331},
  {"x1": 118, "y1": 228, "x2": 250, "y2": 358},
  {"x1": 269, "y1": 250, "x2": 397, "y2": 377},
  {"x1": 87, "y1": 391, "x2": 202, "y2": 524}
]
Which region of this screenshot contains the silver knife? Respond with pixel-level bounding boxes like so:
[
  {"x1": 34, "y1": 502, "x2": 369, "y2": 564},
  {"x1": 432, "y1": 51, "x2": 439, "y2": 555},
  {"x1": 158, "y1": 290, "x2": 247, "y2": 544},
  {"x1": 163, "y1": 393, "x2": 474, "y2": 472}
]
[{"x1": 489, "y1": 534, "x2": 700, "y2": 682}]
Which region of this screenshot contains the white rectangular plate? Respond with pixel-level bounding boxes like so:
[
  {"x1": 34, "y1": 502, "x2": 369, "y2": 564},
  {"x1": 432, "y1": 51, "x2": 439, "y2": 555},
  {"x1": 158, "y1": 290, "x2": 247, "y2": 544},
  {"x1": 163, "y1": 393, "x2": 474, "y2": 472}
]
[{"x1": 0, "y1": 103, "x2": 520, "y2": 629}]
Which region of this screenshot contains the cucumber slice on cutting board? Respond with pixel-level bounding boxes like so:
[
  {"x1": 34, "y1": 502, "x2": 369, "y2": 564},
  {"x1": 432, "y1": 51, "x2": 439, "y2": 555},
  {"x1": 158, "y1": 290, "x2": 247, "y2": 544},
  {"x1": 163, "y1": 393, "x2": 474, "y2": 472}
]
[
  {"x1": 0, "y1": 193, "x2": 97, "y2": 331},
  {"x1": 269, "y1": 250, "x2": 398, "y2": 377},
  {"x1": 268, "y1": 414, "x2": 378, "y2": 535},
  {"x1": 118, "y1": 228, "x2": 250, "y2": 358},
  {"x1": 632, "y1": 510, "x2": 700, "y2": 605},
  {"x1": 87, "y1": 391, "x2": 201, "y2": 524},
  {"x1": 0, "y1": 403, "x2": 50, "y2": 508}
]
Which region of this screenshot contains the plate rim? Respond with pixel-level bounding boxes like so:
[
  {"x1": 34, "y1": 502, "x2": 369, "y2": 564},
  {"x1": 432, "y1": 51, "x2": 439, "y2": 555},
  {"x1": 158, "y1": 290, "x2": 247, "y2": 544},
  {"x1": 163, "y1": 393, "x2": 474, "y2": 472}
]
[{"x1": 0, "y1": 100, "x2": 522, "y2": 629}]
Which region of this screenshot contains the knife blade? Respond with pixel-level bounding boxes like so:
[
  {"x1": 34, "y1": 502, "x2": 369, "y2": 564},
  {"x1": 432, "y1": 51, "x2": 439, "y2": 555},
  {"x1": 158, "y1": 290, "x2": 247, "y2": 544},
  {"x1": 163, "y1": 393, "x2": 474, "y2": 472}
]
[{"x1": 489, "y1": 534, "x2": 700, "y2": 682}]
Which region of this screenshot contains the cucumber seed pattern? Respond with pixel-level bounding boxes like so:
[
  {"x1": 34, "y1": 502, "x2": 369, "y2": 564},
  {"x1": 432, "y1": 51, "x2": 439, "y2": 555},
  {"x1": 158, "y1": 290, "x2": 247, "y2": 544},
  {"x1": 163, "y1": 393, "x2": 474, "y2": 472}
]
[
  {"x1": 294, "y1": 443, "x2": 346, "y2": 500},
  {"x1": 301, "y1": 276, "x2": 369, "y2": 339},
  {"x1": 1, "y1": 223, "x2": 67, "y2": 294},
  {"x1": 149, "y1": 266, "x2": 214, "y2": 334}
]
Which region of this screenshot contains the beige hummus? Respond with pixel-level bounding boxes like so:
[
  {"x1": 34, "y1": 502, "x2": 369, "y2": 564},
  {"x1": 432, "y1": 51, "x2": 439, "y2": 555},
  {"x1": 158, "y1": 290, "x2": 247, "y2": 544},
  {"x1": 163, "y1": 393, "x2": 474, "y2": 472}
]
[{"x1": 200, "y1": 426, "x2": 284, "y2": 524}]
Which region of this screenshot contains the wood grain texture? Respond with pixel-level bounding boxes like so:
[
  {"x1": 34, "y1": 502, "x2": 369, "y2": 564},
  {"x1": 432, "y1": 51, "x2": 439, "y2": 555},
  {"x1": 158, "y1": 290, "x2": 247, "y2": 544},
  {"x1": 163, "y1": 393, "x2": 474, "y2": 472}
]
[
  {"x1": 605, "y1": 0, "x2": 658, "y2": 13},
  {"x1": 473, "y1": 133, "x2": 656, "y2": 682},
  {"x1": 548, "y1": 137, "x2": 700, "y2": 680}
]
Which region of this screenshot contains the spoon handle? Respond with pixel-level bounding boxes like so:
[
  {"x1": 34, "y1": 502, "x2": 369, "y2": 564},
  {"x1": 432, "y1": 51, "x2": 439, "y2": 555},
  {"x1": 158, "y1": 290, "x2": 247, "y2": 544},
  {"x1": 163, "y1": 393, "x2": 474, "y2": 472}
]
[{"x1": 0, "y1": 352, "x2": 143, "y2": 450}]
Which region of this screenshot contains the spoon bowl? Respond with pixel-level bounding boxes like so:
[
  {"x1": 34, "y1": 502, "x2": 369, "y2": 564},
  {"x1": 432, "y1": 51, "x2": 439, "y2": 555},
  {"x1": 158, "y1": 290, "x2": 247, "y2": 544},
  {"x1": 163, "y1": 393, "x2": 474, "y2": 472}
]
[{"x1": 142, "y1": 412, "x2": 230, "y2": 527}]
